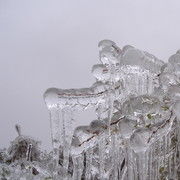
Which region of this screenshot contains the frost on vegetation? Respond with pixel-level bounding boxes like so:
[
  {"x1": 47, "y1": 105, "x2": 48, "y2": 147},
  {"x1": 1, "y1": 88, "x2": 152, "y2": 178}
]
[{"x1": 1, "y1": 40, "x2": 180, "y2": 179}]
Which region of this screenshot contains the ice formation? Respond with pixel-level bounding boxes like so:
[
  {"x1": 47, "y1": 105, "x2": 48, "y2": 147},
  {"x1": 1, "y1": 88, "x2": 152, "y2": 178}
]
[{"x1": 1, "y1": 40, "x2": 180, "y2": 179}]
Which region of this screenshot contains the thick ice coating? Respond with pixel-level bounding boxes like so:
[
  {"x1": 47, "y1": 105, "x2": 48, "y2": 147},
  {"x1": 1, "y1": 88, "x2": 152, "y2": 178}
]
[
  {"x1": 1, "y1": 40, "x2": 180, "y2": 179},
  {"x1": 41, "y1": 41, "x2": 180, "y2": 179}
]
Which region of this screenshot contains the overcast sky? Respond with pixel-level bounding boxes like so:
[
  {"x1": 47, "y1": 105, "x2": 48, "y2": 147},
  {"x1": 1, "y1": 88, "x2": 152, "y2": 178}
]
[{"x1": 0, "y1": 0, "x2": 180, "y2": 150}]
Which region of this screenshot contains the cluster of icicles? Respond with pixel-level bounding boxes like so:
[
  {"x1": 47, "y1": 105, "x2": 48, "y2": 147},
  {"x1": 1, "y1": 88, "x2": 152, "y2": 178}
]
[
  {"x1": 42, "y1": 40, "x2": 180, "y2": 180},
  {"x1": 1, "y1": 40, "x2": 180, "y2": 180}
]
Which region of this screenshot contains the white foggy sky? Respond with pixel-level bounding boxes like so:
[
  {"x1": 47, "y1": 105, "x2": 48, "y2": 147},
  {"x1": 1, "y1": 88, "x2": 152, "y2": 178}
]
[{"x1": 0, "y1": 0, "x2": 180, "y2": 150}]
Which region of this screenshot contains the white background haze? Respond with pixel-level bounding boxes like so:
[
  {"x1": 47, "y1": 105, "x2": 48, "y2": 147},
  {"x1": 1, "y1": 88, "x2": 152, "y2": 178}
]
[{"x1": 0, "y1": 0, "x2": 180, "y2": 150}]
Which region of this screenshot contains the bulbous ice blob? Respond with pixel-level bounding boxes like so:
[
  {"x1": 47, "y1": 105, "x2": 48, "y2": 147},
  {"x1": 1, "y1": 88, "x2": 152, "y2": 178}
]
[
  {"x1": 92, "y1": 64, "x2": 110, "y2": 82},
  {"x1": 98, "y1": 40, "x2": 121, "y2": 65},
  {"x1": 159, "y1": 72, "x2": 178, "y2": 91},
  {"x1": 43, "y1": 88, "x2": 59, "y2": 109},
  {"x1": 100, "y1": 46, "x2": 120, "y2": 65},
  {"x1": 118, "y1": 118, "x2": 136, "y2": 138},
  {"x1": 120, "y1": 47, "x2": 164, "y2": 74},
  {"x1": 130, "y1": 128, "x2": 151, "y2": 153},
  {"x1": 98, "y1": 39, "x2": 116, "y2": 50},
  {"x1": 168, "y1": 53, "x2": 180, "y2": 72},
  {"x1": 122, "y1": 95, "x2": 171, "y2": 127},
  {"x1": 160, "y1": 63, "x2": 168, "y2": 73},
  {"x1": 167, "y1": 85, "x2": 180, "y2": 101},
  {"x1": 122, "y1": 45, "x2": 134, "y2": 53},
  {"x1": 122, "y1": 95, "x2": 159, "y2": 117}
]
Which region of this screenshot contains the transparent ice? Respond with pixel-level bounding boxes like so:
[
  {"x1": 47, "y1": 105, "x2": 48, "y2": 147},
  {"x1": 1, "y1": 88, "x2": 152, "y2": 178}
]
[{"x1": 1, "y1": 40, "x2": 180, "y2": 179}]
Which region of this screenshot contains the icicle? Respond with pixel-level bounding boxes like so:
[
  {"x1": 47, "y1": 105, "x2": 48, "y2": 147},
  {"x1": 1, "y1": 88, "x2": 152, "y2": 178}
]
[
  {"x1": 173, "y1": 101, "x2": 180, "y2": 179},
  {"x1": 167, "y1": 133, "x2": 171, "y2": 179},
  {"x1": 98, "y1": 40, "x2": 119, "y2": 135},
  {"x1": 148, "y1": 75, "x2": 153, "y2": 94},
  {"x1": 49, "y1": 108, "x2": 61, "y2": 178},
  {"x1": 138, "y1": 74, "x2": 142, "y2": 94},
  {"x1": 61, "y1": 107, "x2": 75, "y2": 177},
  {"x1": 173, "y1": 128, "x2": 178, "y2": 179},
  {"x1": 155, "y1": 140, "x2": 160, "y2": 180},
  {"x1": 152, "y1": 143, "x2": 156, "y2": 180},
  {"x1": 96, "y1": 102, "x2": 107, "y2": 121},
  {"x1": 98, "y1": 136, "x2": 106, "y2": 180},
  {"x1": 130, "y1": 128, "x2": 152, "y2": 180},
  {"x1": 125, "y1": 144, "x2": 135, "y2": 180},
  {"x1": 107, "y1": 92, "x2": 114, "y2": 136},
  {"x1": 146, "y1": 75, "x2": 149, "y2": 94},
  {"x1": 142, "y1": 73, "x2": 146, "y2": 94},
  {"x1": 163, "y1": 135, "x2": 167, "y2": 167},
  {"x1": 135, "y1": 151, "x2": 148, "y2": 180},
  {"x1": 85, "y1": 148, "x2": 93, "y2": 180},
  {"x1": 72, "y1": 154, "x2": 84, "y2": 180},
  {"x1": 147, "y1": 146, "x2": 153, "y2": 180},
  {"x1": 111, "y1": 134, "x2": 119, "y2": 180}
]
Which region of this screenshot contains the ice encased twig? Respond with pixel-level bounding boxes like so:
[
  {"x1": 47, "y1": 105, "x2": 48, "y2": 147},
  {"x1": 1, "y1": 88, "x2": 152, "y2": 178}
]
[
  {"x1": 42, "y1": 40, "x2": 180, "y2": 179},
  {"x1": 1, "y1": 40, "x2": 180, "y2": 179}
]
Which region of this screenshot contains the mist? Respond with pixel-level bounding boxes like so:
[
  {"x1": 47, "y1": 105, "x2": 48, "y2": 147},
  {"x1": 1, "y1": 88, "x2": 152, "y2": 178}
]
[{"x1": 0, "y1": 0, "x2": 180, "y2": 150}]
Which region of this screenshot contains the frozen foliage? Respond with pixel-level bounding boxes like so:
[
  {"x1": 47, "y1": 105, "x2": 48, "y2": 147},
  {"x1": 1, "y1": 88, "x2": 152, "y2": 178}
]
[{"x1": 1, "y1": 40, "x2": 180, "y2": 179}]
